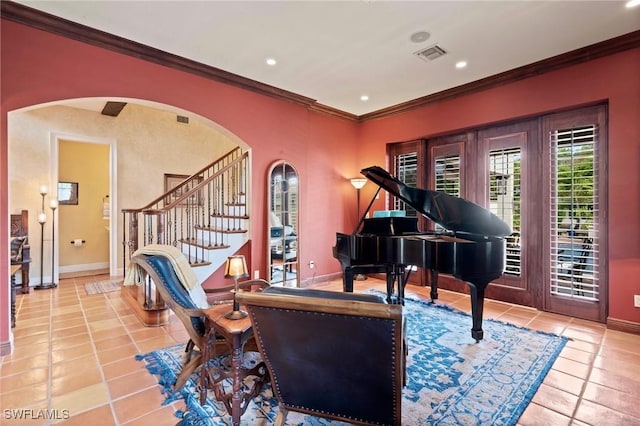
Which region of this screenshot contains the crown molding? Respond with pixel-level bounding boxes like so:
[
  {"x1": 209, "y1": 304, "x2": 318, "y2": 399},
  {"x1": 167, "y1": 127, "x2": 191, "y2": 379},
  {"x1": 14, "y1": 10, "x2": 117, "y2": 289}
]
[
  {"x1": 0, "y1": 1, "x2": 357, "y2": 120},
  {"x1": 361, "y1": 30, "x2": 640, "y2": 121},
  {"x1": 2, "y1": 1, "x2": 639, "y2": 123}
]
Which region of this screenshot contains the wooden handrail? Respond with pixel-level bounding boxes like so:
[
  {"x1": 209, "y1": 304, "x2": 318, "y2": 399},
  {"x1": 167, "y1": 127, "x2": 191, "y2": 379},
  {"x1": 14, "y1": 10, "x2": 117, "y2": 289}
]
[
  {"x1": 126, "y1": 147, "x2": 245, "y2": 214},
  {"x1": 121, "y1": 148, "x2": 249, "y2": 265}
]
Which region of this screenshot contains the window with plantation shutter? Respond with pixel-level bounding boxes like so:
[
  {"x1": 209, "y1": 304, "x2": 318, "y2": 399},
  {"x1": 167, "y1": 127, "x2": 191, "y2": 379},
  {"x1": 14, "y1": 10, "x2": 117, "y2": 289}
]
[
  {"x1": 489, "y1": 147, "x2": 522, "y2": 277},
  {"x1": 434, "y1": 155, "x2": 461, "y2": 197},
  {"x1": 549, "y1": 125, "x2": 599, "y2": 301},
  {"x1": 389, "y1": 141, "x2": 424, "y2": 285},
  {"x1": 433, "y1": 154, "x2": 461, "y2": 233},
  {"x1": 392, "y1": 151, "x2": 418, "y2": 217}
]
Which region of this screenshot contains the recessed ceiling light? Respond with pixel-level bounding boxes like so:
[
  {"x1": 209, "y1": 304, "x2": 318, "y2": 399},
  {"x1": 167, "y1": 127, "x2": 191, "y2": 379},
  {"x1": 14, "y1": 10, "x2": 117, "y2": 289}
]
[
  {"x1": 360, "y1": 95, "x2": 369, "y2": 102},
  {"x1": 410, "y1": 31, "x2": 431, "y2": 43},
  {"x1": 266, "y1": 58, "x2": 277, "y2": 66},
  {"x1": 626, "y1": 0, "x2": 640, "y2": 8},
  {"x1": 455, "y1": 61, "x2": 468, "y2": 69}
]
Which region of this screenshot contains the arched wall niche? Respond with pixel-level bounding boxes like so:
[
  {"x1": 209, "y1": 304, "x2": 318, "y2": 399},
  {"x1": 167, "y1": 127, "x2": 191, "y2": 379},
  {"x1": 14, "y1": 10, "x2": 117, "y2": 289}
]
[{"x1": 267, "y1": 160, "x2": 300, "y2": 287}]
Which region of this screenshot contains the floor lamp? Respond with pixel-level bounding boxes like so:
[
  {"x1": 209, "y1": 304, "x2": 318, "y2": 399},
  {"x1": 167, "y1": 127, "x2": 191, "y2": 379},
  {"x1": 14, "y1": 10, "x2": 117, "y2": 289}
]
[
  {"x1": 50, "y1": 198, "x2": 58, "y2": 288},
  {"x1": 35, "y1": 185, "x2": 56, "y2": 290},
  {"x1": 350, "y1": 178, "x2": 368, "y2": 281}
]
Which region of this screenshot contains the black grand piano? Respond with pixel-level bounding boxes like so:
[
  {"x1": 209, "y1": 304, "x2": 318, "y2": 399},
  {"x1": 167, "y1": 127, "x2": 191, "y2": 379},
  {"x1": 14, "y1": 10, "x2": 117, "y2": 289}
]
[{"x1": 333, "y1": 165, "x2": 512, "y2": 341}]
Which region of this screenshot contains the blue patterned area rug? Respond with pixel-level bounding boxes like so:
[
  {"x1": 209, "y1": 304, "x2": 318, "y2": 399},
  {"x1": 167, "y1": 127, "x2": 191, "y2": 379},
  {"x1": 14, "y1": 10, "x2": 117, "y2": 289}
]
[{"x1": 136, "y1": 295, "x2": 567, "y2": 425}]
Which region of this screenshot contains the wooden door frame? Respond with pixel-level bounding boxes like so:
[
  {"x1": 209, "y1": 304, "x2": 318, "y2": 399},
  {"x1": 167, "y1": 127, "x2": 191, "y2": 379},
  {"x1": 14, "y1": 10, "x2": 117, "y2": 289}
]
[{"x1": 541, "y1": 104, "x2": 608, "y2": 322}]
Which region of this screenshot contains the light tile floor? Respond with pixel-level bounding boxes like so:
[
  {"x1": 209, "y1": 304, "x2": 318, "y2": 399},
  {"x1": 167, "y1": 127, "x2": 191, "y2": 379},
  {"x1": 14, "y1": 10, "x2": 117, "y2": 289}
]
[{"x1": 2, "y1": 274, "x2": 639, "y2": 425}]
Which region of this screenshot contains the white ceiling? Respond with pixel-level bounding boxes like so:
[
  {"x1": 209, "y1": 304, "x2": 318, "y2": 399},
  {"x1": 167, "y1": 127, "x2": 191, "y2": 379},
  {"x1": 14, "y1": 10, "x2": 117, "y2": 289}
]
[{"x1": 14, "y1": 1, "x2": 640, "y2": 116}]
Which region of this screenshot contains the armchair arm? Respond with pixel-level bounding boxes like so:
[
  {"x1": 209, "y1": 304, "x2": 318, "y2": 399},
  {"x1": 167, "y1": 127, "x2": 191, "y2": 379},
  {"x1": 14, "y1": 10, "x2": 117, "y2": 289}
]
[{"x1": 203, "y1": 278, "x2": 270, "y2": 304}]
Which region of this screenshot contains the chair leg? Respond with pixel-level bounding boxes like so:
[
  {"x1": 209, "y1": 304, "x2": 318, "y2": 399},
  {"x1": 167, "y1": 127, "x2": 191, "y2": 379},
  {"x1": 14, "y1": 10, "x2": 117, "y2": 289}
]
[
  {"x1": 174, "y1": 353, "x2": 202, "y2": 390},
  {"x1": 274, "y1": 407, "x2": 289, "y2": 426},
  {"x1": 185, "y1": 339, "x2": 195, "y2": 354}
]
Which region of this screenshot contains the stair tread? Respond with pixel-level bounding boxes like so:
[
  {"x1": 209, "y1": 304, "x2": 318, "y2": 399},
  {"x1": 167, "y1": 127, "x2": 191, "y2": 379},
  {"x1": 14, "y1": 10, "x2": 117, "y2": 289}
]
[
  {"x1": 179, "y1": 239, "x2": 231, "y2": 250},
  {"x1": 195, "y1": 225, "x2": 247, "y2": 234},
  {"x1": 186, "y1": 259, "x2": 211, "y2": 267}
]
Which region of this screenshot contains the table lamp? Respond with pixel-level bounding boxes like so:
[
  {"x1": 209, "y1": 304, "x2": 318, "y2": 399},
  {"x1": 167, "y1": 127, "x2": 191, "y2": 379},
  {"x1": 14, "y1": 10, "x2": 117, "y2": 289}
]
[{"x1": 224, "y1": 255, "x2": 249, "y2": 319}]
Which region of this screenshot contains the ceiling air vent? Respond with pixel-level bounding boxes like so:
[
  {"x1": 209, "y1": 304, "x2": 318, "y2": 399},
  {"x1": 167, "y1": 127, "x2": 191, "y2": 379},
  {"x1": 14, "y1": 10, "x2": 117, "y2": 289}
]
[
  {"x1": 101, "y1": 101, "x2": 127, "y2": 117},
  {"x1": 414, "y1": 45, "x2": 447, "y2": 62}
]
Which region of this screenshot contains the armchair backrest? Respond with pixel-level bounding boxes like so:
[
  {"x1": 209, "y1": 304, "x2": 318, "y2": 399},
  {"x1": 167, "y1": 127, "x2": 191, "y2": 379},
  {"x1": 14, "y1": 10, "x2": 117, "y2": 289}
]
[
  {"x1": 236, "y1": 287, "x2": 404, "y2": 426},
  {"x1": 131, "y1": 254, "x2": 207, "y2": 341},
  {"x1": 130, "y1": 252, "x2": 269, "y2": 391}
]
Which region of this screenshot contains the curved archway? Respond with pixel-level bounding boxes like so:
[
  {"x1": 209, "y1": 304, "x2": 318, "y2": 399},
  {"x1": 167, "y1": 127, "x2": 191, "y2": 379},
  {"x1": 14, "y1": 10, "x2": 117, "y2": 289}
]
[{"x1": 8, "y1": 96, "x2": 251, "y2": 281}]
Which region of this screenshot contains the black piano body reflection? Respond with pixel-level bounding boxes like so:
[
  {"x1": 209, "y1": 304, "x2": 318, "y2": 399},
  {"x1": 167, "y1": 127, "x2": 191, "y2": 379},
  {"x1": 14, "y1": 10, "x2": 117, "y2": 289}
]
[{"x1": 333, "y1": 166, "x2": 512, "y2": 341}]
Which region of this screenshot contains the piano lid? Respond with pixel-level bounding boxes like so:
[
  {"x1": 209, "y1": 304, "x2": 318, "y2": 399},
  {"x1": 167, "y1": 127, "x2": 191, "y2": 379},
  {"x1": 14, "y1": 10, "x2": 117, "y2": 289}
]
[{"x1": 361, "y1": 166, "x2": 512, "y2": 237}]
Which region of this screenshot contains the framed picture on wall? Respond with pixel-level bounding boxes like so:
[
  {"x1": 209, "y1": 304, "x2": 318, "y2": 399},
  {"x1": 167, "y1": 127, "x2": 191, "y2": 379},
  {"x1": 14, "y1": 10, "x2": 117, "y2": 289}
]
[
  {"x1": 164, "y1": 173, "x2": 203, "y2": 207},
  {"x1": 58, "y1": 182, "x2": 79, "y2": 205}
]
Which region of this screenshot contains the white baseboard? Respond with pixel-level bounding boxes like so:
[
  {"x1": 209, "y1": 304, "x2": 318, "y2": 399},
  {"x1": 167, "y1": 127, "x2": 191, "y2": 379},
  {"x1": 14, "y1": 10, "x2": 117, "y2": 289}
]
[{"x1": 59, "y1": 262, "x2": 109, "y2": 274}]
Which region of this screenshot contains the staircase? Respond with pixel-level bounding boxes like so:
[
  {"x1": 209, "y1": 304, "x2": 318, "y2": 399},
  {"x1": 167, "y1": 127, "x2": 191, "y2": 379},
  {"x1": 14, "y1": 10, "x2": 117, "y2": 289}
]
[{"x1": 120, "y1": 147, "x2": 250, "y2": 325}]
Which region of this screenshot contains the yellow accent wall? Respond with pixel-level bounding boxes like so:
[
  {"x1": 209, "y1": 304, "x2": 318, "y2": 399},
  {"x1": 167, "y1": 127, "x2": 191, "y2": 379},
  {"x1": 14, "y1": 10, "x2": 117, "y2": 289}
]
[{"x1": 58, "y1": 140, "x2": 109, "y2": 267}]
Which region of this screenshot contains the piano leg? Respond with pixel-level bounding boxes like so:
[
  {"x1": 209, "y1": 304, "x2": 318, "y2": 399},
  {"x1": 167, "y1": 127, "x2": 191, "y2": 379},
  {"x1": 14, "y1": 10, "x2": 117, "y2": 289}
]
[
  {"x1": 384, "y1": 264, "x2": 407, "y2": 305},
  {"x1": 385, "y1": 266, "x2": 395, "y2": 303},
  {"x1": 467, "y1": 282, "x2": 486, "y2": 342},
  {"x1": 397, "y1": 266, "x2": 406, "y2": 304},
  {"x1": 343, "y1": 267, "x2": 355, "y2": 292},
  {"x1": 429, "y1": 269, "x2": 439, "y2": 303}
]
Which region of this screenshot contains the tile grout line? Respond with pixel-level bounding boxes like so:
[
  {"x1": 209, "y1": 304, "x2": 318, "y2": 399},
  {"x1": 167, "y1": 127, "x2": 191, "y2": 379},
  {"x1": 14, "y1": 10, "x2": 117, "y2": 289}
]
[
  {"x1": 104, "y1": 281, "x2": 155, "y2": 426},
  {"x1": 98, "y1": 288, "x2": 128, "y2": 426},
  {"x1": 46, "y1": 287, "x2": 54, "y2": 426},
  {"x1": 53, "y1": 280, "x2": 113, "y2": 424},
  {"x1": 567, "y1": 315, "x2": 602, "y2": 424}
]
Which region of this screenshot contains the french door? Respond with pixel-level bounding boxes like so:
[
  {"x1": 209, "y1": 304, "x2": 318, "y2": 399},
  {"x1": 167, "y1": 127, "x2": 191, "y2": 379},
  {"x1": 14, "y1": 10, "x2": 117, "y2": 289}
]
[
  {"x1": 476, "y1": 121, "x2": 538, "y2": 307},
  {"x1": 388, "y1": 104, "x2": 607, "y2": 321},
  {"x1": 542, "y1": 106, "x2": 607, "y2": 322}
]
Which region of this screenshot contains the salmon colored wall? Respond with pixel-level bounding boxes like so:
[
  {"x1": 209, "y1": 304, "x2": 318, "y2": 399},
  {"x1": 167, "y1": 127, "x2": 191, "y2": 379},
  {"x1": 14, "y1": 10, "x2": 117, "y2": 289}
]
[
  {"x1": 359, "y1": 49, "x2": 640, "y2": 324},
  {"x1": 1, "y1": 19, "x2": 638, "y2": 351},
  {"x1": 0, "y1": 20, "x2": 360, "y2": 351}
]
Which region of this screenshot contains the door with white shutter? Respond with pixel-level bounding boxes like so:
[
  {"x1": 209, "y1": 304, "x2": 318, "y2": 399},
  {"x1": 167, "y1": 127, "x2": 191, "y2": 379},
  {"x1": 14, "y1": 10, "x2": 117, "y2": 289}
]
[{"x1": 542, "y1": 106, "x2": 607, "y2": 322}]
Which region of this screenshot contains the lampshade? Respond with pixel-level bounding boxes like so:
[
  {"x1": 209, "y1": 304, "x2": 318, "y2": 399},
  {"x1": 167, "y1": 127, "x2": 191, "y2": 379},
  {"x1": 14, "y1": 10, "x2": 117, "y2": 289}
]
[
  {"x1": 38, "y1": 212, "x2": 47, "y2": 224},
  {"x1": 350, "y1": 178, "x2": 367, "y2": 190},
  {"x1": 39, "y1": 185, "x2": 48, "y2": 196},
  {"x1": 224, "y1": 255, "x2": 249, "y2": 279},
  {"x1": 50, "y1": 198, "x2": 58, "y2": 209}
]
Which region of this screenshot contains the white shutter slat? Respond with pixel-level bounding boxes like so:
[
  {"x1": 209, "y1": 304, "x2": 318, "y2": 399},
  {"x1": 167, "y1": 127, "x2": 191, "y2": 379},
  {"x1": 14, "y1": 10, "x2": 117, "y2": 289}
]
[
  {"x1": 489, "y1": 147, "x2": 522, "y2": 277},
  {"x1": 549, "y1": 125, "x2": 599, "y2": 301},
  {"x1": 393, "y1": 152, "x2": 418, "y2": 216}
]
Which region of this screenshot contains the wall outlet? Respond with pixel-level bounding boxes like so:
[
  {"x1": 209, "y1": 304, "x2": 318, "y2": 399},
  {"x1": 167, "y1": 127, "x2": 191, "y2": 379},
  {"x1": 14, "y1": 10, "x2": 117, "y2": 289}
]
[
  {"x1": 309, "y1": 261, "x2": 315, "y2": 269},
  {"x1": 254, "y1": 270, "x2": 260, "y2": 279},
  {"x1": 634, "y1": 294, "x2": 640, "y2": 308}
]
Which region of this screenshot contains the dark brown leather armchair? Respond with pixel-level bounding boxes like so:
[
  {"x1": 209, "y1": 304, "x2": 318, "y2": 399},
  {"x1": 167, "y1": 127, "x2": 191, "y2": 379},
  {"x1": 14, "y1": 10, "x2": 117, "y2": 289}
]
[{"x1": 236, "y1": 286, "x2": 405, "y2": 426}]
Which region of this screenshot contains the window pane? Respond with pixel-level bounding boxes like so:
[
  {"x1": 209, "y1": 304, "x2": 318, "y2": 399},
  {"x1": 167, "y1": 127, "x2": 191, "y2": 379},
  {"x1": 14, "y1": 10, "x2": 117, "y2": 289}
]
[
  {"x1": 393, "y1": 152, "x2": 418, "y2": 217},
  {"x1": 434, "y1": 155, "x2": 460, "y2": 196},
  {"x1": 549, "y1": 125, "x2": 599, "y2": 301},
  {"x1": 489, "y1": 148, "x2": 522, "y2": 277}
]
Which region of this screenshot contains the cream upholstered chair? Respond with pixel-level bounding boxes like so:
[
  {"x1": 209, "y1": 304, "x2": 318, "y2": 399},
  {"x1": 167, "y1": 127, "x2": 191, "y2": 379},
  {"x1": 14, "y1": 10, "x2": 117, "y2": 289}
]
[
  {"x1": 130, "y1": 253, "x2": 268, "y2": 389},
  {"x1": 236, "y1": 286, "x2": 405, "y2": 426}
]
